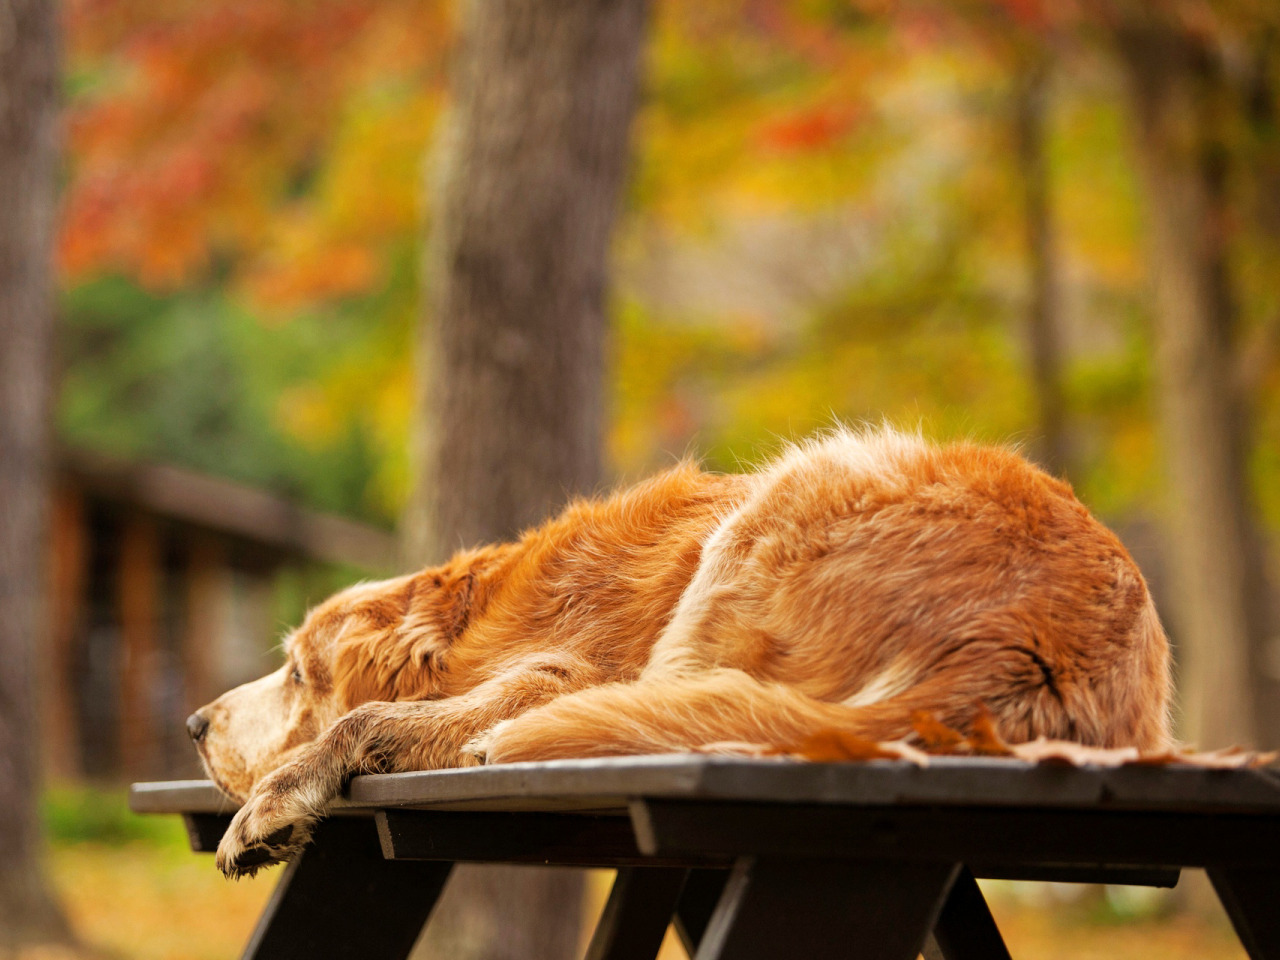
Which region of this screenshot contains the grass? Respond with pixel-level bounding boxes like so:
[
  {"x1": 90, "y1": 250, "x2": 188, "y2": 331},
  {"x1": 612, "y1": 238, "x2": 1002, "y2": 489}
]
[
  {"x1": 37, "y1": 786, "x2": 1250, "y2": 960},
  {"x1": 40, "y1": 785, "x2": 275, "y2": 960},
  {"x1": 48, "y1": 840, "x2": 276, "y2": 960}
]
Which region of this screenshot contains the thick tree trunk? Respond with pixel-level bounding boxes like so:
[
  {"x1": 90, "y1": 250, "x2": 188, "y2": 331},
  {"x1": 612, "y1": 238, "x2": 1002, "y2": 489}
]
[
  {"x1": 406, "y1": 0, "x2": 649, "y2": 559},
  {"x1": 1118, "y1": 26, "x2": 1271, "y2": 751},
  {"x1": 406, "y1": 0, "x2": 649, "y2": 956},
  {"x1": 0, "y1": 0, "x2": 74, "y2": 949},
  {"x1": 1013, "y1": 52, "x2": 1070, "y2": 479}
]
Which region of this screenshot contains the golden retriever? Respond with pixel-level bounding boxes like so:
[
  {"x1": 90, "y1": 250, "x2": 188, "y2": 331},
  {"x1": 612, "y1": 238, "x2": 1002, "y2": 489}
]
[{"x1": 189, "y1": 429, "x2": 1172, "y2": 877}]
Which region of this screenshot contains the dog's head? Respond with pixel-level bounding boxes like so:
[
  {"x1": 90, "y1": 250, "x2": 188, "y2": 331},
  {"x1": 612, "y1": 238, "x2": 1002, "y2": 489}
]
[{"x1": 188, "y1": 554, "x2": 492, "y2": 801}]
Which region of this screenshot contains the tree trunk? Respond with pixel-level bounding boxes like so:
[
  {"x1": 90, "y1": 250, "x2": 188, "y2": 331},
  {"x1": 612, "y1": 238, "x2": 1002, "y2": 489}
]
[
  {"x1": 1118, "y1": 25, "x2": 1272, "y2": 751},
  {"x1": 406, "y1": 0, "x2": 649, "y2": 956},
  {"x1": 1013, "y1": 52, "x2": 1070, "y2": 479},
  {"x1": 406, "y1": 0, "x2": 649, "y2": 559},
  {"x1": 0, "y1": 0, "x2": 75, "y2": 949}
]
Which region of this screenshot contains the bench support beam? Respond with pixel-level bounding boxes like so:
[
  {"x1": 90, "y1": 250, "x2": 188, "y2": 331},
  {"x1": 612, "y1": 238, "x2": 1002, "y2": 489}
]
[
  {"x1": 695, "y1": 857, "x2": 959, "y2": 960},
  {"x1": 585, "y1": 867, "x2": 689, "y2": 960},
  {"x1": 240, "y1": 818, "x2": 452, "y2": 960},
  {"x1": 1208, "y1": 867, "x2": 1280, "y2": 960}
]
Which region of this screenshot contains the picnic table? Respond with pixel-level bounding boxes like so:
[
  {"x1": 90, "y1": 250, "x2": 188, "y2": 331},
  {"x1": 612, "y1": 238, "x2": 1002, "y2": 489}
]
[{"x1": 130, "y1": 755, "x2": 1280, "y2": 960}]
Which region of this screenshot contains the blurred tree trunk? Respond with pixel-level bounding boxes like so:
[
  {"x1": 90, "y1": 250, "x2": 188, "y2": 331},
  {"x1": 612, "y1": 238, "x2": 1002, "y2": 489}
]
[
  {"x1": 0, "y1": 0, "x2": 75, "y2": 950},
  {"x1": 1013, "y1": 51, "x2": 1070, "y2": 479},
  {"x1": 1237, "y1": 31, "x2": 1280, "y2": 741},
  {"x1": 1117, "y1": 25, "x2": 1272, "y2": 750},
  {"x1": 405, "y1": 0, "x2": 649, "y2": 956}
]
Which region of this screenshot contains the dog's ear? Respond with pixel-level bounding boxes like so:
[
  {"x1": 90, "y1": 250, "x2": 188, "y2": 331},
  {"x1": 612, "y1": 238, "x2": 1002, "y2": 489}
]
[
  {"x1": 420, "y1": 567, "x2": 477, "y2": 642},
  {"x1": 333, "y1": 552, "x2": 500, "y2": 708}
]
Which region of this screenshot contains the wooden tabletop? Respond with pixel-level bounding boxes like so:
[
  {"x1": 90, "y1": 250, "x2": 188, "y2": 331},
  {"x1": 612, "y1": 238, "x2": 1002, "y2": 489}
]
[{"x1": 129, "y1": 754, "x2": 1280, "y2": 817}]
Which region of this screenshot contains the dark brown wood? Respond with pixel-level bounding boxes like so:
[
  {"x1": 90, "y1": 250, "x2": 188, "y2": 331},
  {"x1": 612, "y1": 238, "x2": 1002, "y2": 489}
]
[
  {"x1": 630, "y1": 799, "x2": 1280, "y2": 869},
  {"x1": 584, "y1": 868, "x2": 688, "y2": 960},
  {"x1": 242, "y1": 817, "x2": 452, "y2": 960},
  {"x1": 1207, "y1": 867, "x2": 1280, "y2": 960},
  {"x1": 119, "y1": 512, "x2": 161, "y2": 779},
  {"x1": 376, "y1": 809, "x2": 726, "y2": 867},
  {"x1": 697, "y1": 857, "x2": 959, "y2": 960},
  {"x1": 45, "y1": 484, "x2": 88, "y2": 780},
  {"x1": 673, "y1": 869, "x2": 731, "y2": 954},
  {"x1": 60, "y1": 448, "x2": 397, "y2": 571},
  {"x1": 183, "y1": 534, "x2": 225, "y2": 710},
  {"x1": 968, "y1": 864, "x2": 1179, "y2": 887},
  {"x1": 929, "y1": 866, "x2": 1012, "y2": 960},
  {"x1": 183, "y1": 813, "x2": 232, "y2": 853}
]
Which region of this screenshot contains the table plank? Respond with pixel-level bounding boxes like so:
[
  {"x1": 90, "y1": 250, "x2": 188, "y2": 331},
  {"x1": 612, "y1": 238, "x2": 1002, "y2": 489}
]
[
  {"x1": 630, "y1": 798, "x2": 1280, "y2": 869},
  {"x1": 129, "y1": 756, "x2": 1280, "y2": 818},
  {"x1": 375, "y1": 809, "x2": 728, "y2": 867}
]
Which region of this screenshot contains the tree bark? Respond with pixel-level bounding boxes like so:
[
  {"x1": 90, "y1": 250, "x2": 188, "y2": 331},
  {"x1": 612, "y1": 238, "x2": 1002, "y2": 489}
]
[
  {"x1": 1013, "y1": 52, "x2": 1070, "y2": 479},
  {"x1": 406, "y1": 0, "x2": 649, "y2": 956},
  {"x1": 1118, "y1": 25, "x2": 1272, "y2": 751},
  {"x1": 406, "y1": 0, "x2": 649, "y2": 561},
  {"x1": 0, "y1": 0, "x2": 75, "y2": 948}
]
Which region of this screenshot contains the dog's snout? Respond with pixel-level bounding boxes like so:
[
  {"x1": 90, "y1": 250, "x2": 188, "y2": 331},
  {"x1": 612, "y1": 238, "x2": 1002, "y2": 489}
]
[{"x1": 187, "y1": 711, "x2": 210, "y2": 743}]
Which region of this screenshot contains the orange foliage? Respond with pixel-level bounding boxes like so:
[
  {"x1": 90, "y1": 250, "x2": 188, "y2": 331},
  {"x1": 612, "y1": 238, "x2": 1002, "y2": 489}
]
[
  {"x1": 62, "y1": 0, "x2": 450, "y2": 295},
  {"x1": 758, "y1": 102, "x2": 864, "y2": 151}
]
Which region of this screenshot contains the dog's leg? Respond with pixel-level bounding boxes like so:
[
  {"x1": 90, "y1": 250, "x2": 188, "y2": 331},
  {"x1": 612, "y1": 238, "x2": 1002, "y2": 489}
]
[
  {"x1": 216, "y1": 658, "x2": 593, "y2": 878},
  {"x1": 474, "y1": 667, "x2": 956, "y2": 764}
]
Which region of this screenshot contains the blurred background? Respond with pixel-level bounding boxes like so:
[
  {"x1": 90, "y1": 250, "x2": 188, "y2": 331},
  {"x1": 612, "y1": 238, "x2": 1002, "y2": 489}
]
[{"x1": 1, "y1": 0, "x2": 1278, "y2": 956}]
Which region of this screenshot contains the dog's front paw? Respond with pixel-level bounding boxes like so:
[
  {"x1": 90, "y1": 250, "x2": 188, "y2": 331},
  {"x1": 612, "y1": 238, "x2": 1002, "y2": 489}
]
[{"x1": 215, "y1": 783, "x2": 317, "y2": 879}]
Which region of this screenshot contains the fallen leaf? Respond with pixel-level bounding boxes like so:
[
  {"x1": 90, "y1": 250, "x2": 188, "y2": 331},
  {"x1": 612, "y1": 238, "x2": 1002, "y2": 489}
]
[
  {"x1": 911, "y1": 711, "x2": 966, "y2": 751},
  {"x1": 966, "y1": 704, "x2": 1013, "y2": 757},
  {"x1": 785, "y1": 728, "x2": 930, "y2": 765},
  {"x1": 1009, "y1": 737, "x2": 1140, "y2": 767},
  {"x1": 1153, "y1": 747, "x2": 1279, "y2": 770}
]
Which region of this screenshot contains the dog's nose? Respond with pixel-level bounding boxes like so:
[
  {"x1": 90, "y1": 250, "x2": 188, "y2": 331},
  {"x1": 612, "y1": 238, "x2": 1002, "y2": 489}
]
[{"x1": 186, "y1": 712, "x2": 209, "y2": 743}]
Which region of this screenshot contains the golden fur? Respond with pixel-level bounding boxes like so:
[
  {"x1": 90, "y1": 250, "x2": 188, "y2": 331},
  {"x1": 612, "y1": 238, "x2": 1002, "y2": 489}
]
[{"x1": 192, "y1": 429, "x2": 1172, "y2": 877}]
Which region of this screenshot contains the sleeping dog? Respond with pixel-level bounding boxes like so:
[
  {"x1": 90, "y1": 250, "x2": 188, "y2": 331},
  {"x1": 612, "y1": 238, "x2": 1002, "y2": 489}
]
[{"x1": 188, "y1": 428, "x2": 1172, "y2": 877}]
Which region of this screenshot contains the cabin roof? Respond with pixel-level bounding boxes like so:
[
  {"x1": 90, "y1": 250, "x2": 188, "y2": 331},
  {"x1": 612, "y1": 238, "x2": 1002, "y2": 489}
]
[{"x1": 59, "y1": 447, "x2": 397, "y2": 572}]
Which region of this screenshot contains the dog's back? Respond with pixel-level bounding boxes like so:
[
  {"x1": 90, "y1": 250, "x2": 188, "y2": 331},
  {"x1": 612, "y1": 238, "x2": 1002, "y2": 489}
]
[{"x1": 477, "y1": 428, "x2": 1172, "y2": 762}]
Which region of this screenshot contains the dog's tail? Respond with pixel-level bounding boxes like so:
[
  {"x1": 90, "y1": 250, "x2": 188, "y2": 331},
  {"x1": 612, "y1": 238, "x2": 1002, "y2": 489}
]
[{"x1": 480, "y1": 667, "x2": 1020, "y2": 764}]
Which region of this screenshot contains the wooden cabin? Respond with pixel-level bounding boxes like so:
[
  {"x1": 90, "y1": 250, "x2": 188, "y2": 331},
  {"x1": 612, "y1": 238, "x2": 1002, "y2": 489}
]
[{"x1": 44, "y1": 449, "x2": 397, "y2": 782}]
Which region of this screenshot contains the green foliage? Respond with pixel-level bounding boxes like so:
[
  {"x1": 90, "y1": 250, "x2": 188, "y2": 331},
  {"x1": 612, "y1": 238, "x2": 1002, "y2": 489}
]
[
  {"x1": 59, "y1": 274, "x2": 399, "y2": 525},
  {"x1": 43, "y1": 784, "x2": 188, "y2": 849}
]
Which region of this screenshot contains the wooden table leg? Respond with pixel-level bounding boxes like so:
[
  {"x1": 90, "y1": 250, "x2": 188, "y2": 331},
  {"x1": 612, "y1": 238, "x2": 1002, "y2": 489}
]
[
  {"x1": 1208, "y1": 866, "x2": 1280, "y2": 960},
  {"x1": 240, "y1": 818, "x2": 453, "y2": 960},
  {"x1": 674, "y1": 868, "x2": 731, "y2": 954},
  {"x1": 694, "y1": 857, "x2": 959, "y2": 960},
  {"x1": 585, "y1": 867, "x2": 690, "y2": 960},
  {"x1": 924, "y1": 866, "x2": 1011, "y2": 960}
]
